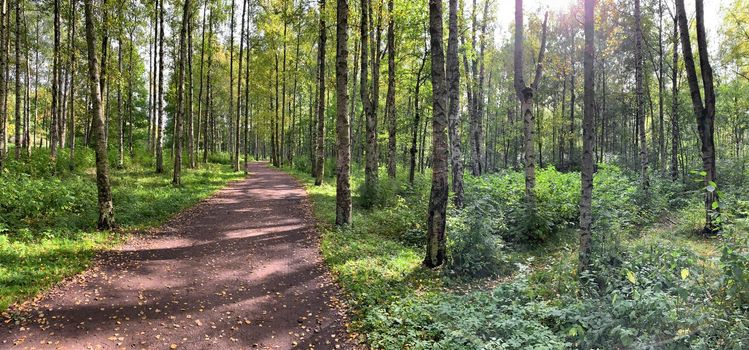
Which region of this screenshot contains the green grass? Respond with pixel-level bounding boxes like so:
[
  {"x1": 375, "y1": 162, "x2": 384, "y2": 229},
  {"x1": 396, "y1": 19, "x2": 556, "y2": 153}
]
[
  {"x1": 0, "y1": 149, "x2": 244, "y2": 312},
  {"x1": 284, "y1": 167, "x2": 443, "y2": 328}
]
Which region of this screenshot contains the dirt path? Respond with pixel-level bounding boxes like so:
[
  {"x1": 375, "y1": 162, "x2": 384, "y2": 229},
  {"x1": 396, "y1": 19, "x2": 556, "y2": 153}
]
[{"x1": 1, "y1": 162, "x2": 355, "y2": 350}]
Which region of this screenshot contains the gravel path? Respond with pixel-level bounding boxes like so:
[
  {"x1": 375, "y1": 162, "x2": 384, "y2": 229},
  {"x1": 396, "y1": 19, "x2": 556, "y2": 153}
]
[{"x1": 1, "y1": 162, "x2": 355, "y2": 350}]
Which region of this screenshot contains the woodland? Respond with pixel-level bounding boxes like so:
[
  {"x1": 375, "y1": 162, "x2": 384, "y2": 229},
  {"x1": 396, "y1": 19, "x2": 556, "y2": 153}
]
[{"x1": 0, "y1": 0, "x2": 748, "y2": 348}]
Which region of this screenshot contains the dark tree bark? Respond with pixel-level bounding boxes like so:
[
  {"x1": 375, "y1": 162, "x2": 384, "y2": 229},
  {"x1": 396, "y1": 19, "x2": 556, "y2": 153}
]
[
  {"x1": 68, "y1": 0, "x2": 77, "y2": 170},
  {"x1": 635, "y1": 0, "x2": 649, "y2": 192},
  {"x1": 155, "y1": 0, "x2": 165, "y2": 173},
  {"x1": 514, "y1": 0, "x2": 547, "y2": 207},
  {"x1": 117, "y1": 38, "x2": 124, "y2": 168},
  {"x1": 228, "y1": 0, "x2": 237, "y2": 170},
  {"x1": 235, "y1": 0, "x2": 247, "y2": 172},
  {"x1": 196, "y1": 0, "x2": 208, "y2": 163},
  {"x1": 409, "y1": 49, "x2": 427, "y2": 185},
  {"x1": 51, "y1": 0, "x2": 61, "y2": 168},
  {"x1": 670, "y1": 13, "x2": 680, "y2": 181},
  {"x1": 579, "y1": 0, "x2": 595, "y2": 274},
  {"x1": 173, "y1": 0, "x2": 190, "y2": 186},
  {"x1": 14, "y1": 0, "x2": 21, "y2": 160},
  {"x1": 676, "y1": 0, "x2": 719, "y2": 234},
  {"x1": 335, "y1": 0, "x2": 351, "y2": 226},
  {"x1": 314, "y1": 0, "x2": 326, "y2": 185},
  {"x1": 447, "y1": 0, "x2": 463, "y2": 208},
  {"x1": 83, "y1": 0, "x2": 115, "y2": 230},
  {"x1": 360, "y1": 0, "x2": 380, "y2": 195},
  {"x1": 385, "y1": 0, "x2": 396, "y2": 179},
  {"x1": 202, "y1": 7, "x2": 213, "y2": 163},
  {"x1": 187, "y1": 4, "x2": 194, "y2": 168},
  {"x1": 424, "y1": 0, "x2": 448, "y2": 268}
]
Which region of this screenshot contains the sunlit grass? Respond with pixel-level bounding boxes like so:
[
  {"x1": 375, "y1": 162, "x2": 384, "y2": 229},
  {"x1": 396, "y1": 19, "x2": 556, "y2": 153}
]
[{"x1": 0, "y1": 150, "x2": 244, "y2": 312}]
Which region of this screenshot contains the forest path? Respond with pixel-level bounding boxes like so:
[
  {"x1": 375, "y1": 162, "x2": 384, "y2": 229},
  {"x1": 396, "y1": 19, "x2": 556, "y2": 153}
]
[{"x1": 1, "y1": 162, "x2": 354, "y2": 350}]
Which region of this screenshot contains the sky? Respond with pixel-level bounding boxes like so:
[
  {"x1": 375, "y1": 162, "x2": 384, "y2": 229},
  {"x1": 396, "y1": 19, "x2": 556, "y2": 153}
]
[{"x1": 493, "y1": 0, "x2": 729, "y2": 43}]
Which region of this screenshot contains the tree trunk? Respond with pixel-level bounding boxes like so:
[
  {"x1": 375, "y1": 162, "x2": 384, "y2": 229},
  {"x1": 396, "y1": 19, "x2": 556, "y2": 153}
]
[
  {"x1": 385, "y1": 0, "x2": 396, "y2": 179},
  {"x1": 83, "y1": 0, "x2": 115, "y2": 230},
  {"x1": 335, "y1": 0, "x2": 351, "y2": 226},
  {"x1": 173, "y1": 0, "x2": 190, "y2": 186},
  {"x1": 155, "y1": 0, "x2": 165, "y2": 173},
  {"x1": 670, "y1": 13, "x2": 680, "y2": 181},
  {"x1": 235, "y1": 0, "x2": 246, "y2": 172},
  {"x1": 228, "y1": 0, "x2": 236, "y2": 170},
  {"x1": 676, "y1": 0, "x2": 719, "y2": 234},
  {"x1": 447, "y1": 0, "x2": 463, "y2": 208},
  {"x1": 196, "y1": 0, "x2": 207, "y2": 163},
  {"x1": 314, "y1": 0, "x2": 326, "y2": 185},
  {"x1": 579, "y1": 0, "x2": 595, "y2": 274},
  {"x1": 187, "y1": 6, "x2": 194, "y2": 168},
  {"x1": 14, "y1": 0, "x2": 21, "y2": 160},
  {"x1": 51, "y1": 0, "x2": 60, "y2": 168},
  {"x1": 514, "y1": 0, "x2": 547, "y2": 208},
  {"x1": 409, "y1": 51, "x2": 426, "y2": 184},
  {"x1": 635, "y1": 0, "x2": 649, "y2": 192},
  {"x1": 117, "y1": 38, "x2": 124, "y2": 168},
  {"x1": 424, "y1": 0, "x2": 448, "y2": 268},
  {"x1": 202, "y1": 7, "x2": 213, "y2": 163}
]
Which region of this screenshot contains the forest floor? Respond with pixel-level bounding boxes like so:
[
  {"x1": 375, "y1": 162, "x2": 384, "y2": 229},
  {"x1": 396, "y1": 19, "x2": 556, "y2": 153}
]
[{"x1": 1, "y1": 162, "x2": 356, "y2": 350}]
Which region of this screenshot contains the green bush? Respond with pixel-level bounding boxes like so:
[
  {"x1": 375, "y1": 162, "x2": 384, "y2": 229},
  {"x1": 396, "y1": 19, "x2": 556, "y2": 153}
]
[{"x1": 446, "y1": 197, "x2": 507, "y2": 277}]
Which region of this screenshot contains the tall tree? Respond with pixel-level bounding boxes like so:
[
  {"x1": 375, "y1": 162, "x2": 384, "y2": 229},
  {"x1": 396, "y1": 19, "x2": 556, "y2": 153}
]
[
  {"x1": 235, "y1": 0, "x2": 246, "y2": 173},
  {"x1": 173, "y1": 0, "x2": 191, "y2": 186},
  {"x1": 676, "y1": 0, "x2": 719, "y2": 234},
  {"x1": 13, "y1": 0, "x2": 21, "y2": 160},
  {"x1": 513, "y1": 0, "x2": 548, "y2": 208},
  {"x1": 425, "y1": 0, "x2": 448, "y2": 268},
  {"x1": 68, "y1": 0, "x2": 77, "y2": 170},
  {"x1": 51, "y1": 0, "x2": 61, "y2": 169},
  {"x1": 635, "y1": 0, "x2": 649, "y2": 192},
  {"x1": 155, "y1": 0, "x2": 165, "y2": 173},
  {"x1": 385, "y1": 0, "x2": 396, "y2": 179},
  {"x1": 360, "y1": 0, "x2": 379, "y2": 196},
  {"x1": 579, "y1": 0, "x2": 595, "y2": 274},
  {"x1": 447, "y1": 0, "x2": 463, "y2": 208},
  {"x1": 670, "y1": 12, "x2": 680, "y2": 181},
  {"x1": 314, "y1": 0, "x2": 326, "y2": 186},
  {"x1": 83, "y1": 0, "x2": 115, "y2": 229},
  {"x1": 228, "y1": 0, "x2": 237, "y2": 170},
  {"x1": 335, "y1": 0, "x2": 352, "y2": 226}
]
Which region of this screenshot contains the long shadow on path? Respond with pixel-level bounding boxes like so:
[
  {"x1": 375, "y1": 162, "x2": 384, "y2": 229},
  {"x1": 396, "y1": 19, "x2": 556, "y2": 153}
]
[{"x1": 1, "y1": 162, "x2": 355, "y2": 350}]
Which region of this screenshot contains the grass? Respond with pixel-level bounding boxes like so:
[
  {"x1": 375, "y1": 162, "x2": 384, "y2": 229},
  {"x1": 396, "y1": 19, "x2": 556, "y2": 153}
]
[
  {"x1": 284, "y1": 167, "x2": 443, "y2": 329},
  {"x1": 0, "y1": 148, "x2": 244, "y2": 312}
]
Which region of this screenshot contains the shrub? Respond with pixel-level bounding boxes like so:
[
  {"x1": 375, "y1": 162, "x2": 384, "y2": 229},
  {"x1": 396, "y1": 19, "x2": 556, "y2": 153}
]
[{"x1": 447, "y1": 197, "x2": 508, "y2": 277}]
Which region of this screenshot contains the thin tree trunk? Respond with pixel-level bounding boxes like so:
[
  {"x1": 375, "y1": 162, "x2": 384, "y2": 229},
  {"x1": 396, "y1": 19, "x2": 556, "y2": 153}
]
[
  {"x1": 314, "y1": 0, "x2": 326, "y2": 185},
  {"x1": 234, "y1": 0, "x2": 246, "y2": 172},
  {"x1": 14, "y1": 0, "x2": 21, "y2": 160},
  {"x1": 676, "y1": 0, "x2": 719, "y2": 234},
  {"x1": 425, "y1": 0, "x2": 448, "y2": 268},
  {"x1": 635, "y1": 0, "x2": 649, "y2": 192},
  {"x1": 670, "y1": 13, "x2": 680, "y2": 181},
  {"x1": 385, "y1": 0, "x2": 396, "y2": 179},
  {"x1": 68, "y1": 1, "x2": 76, "y2": 169},
  {"x1": 117, "y1": 38, "x2": 124, "y2": 168},
  {"x1": 173, "y1": 0, "x2": 190, "y2": 185},
  {"x1": 514, "y1": 0, "x2": 547, "y2": 208},
  {"x1": 335, "y1": 0, "x2": 351, "y2": 226},
  {"x1": 187, "y1": 5, "x2": 194, "y2": 168},
  {"x1": 155, "y1": 0, "x2": 165, "y2": 173},
  {"x1": 579, "y1": 0, "x2": 595, "y2": 275},
  {"x1": 446, "y1": 0, "x2": 463, "y2": 207},
  {"x1": 83, "y1": 0, "x2": 115, "y2": 229}
]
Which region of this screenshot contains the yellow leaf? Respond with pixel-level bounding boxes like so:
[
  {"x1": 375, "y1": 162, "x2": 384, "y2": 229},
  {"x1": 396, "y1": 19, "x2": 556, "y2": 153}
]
[
  {"x1": 626, "y1": 270, "x2": 637, "y2": 285},
  {"x1": 681, "y1": 268, "x2": 690, "y2": 280}
]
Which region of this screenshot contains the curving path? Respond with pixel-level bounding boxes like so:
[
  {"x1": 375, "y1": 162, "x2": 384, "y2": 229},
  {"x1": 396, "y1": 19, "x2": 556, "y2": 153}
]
[{"x1": 1, "y1": 162, "x2": 355, "y2": 350}]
